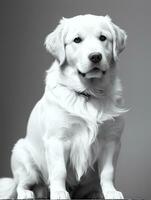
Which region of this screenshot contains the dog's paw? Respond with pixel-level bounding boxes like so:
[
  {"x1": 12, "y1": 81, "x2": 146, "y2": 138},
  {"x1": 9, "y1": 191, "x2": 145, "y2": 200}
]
[
  {"x1": 50, "y1": 190, "x2": 70, "y2": 199},
  {"x1": 17, "y1": 189, "x2": 35, "y2": 199},
  {"x1": 102, "y1": 189, "x2": 124, "y2": 199}
]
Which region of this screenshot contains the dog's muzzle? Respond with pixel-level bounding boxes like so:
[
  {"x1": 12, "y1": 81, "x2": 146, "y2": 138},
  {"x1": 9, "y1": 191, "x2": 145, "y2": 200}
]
[{"x1": 77, "y1": 52, "x2": 106, "y2": 78}]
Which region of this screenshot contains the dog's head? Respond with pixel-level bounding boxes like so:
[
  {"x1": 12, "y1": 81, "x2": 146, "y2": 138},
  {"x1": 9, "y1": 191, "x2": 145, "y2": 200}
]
[{"x1": 45, "y1": 15, "x2": 127, "y2": 93}]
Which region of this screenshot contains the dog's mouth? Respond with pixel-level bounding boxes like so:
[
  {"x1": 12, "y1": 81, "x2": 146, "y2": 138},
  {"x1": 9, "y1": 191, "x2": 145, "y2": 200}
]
[{"x1": 78, "y1": 67, "x2": 106, "y2": 79}]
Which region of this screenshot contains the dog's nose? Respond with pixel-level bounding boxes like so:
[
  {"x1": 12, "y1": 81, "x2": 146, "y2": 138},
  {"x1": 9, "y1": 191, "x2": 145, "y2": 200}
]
[{"x1": 88, "y1": 52, "x2": 102, "y2": 64}]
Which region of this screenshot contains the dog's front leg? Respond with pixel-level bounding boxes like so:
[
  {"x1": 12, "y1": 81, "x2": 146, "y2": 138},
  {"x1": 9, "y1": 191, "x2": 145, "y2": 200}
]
[
  {"x1": 98, "y1": 117, "x2": 125, "y2": 199},
  {"x1": 44, "y1": 137, "x2": 70, "y2": 199},
  {"x1": 99, "y1": 135, "x2": 124, "y2": 199}
]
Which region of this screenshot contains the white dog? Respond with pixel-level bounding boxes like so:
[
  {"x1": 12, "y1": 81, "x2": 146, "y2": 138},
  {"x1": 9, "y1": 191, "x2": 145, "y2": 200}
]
[{"x1": 0, "y1": 14, "x2": 127, "y2": 199}]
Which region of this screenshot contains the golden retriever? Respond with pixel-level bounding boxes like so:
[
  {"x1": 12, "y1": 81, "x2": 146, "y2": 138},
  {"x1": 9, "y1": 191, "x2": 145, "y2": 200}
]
[{"x1": 0, "y1": 14, "x2": 127, "y2": 199}]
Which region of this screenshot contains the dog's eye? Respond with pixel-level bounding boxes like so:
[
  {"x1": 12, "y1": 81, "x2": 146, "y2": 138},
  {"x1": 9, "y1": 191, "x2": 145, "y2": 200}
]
[
  {"x1": 99, "y1": 35, "x2": 107, "y2": 41},
  {"x1": 73, "y1": 37, "x2": 82, "y2": 43}
]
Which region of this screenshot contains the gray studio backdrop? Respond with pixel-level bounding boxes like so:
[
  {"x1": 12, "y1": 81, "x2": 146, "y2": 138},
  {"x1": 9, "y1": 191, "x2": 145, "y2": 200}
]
[{"x1": 0, "y1": 0, "x2": 150, "y2": 199}]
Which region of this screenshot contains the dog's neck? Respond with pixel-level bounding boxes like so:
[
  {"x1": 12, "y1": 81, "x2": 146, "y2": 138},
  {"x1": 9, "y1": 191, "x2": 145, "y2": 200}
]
[{"x1": 45, "y1": 61, "x2": 126, "y2": 123}]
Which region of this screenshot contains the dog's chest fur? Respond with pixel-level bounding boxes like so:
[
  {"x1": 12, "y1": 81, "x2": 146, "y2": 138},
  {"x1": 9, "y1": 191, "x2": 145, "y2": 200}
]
[
  {"x1": 65, "y1": 114, "x2": 100, "y2": 181},
  {"x1": 54, "y1": 99, "x2": 119, "y2": 181}
]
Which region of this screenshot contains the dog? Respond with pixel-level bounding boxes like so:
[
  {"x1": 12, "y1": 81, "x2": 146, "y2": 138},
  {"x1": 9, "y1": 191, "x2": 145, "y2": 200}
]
[{"x1": 0, "y1": 14, "x2": 127, "y2": 199}]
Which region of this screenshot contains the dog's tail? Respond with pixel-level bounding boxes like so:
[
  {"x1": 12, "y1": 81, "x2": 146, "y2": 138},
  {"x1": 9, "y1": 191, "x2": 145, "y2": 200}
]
[{"x1": 0, "y1": 177, "x2": 17, "y2": 199}]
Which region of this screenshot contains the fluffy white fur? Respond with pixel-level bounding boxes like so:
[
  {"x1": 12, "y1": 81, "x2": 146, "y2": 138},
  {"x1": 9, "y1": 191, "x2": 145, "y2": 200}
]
[{"x1": 0, "y1": 14, "x2": 127, "y2": 199}]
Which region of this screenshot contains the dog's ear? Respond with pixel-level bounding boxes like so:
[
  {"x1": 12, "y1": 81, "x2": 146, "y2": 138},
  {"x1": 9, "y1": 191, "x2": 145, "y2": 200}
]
[
  {"x1": 112, "y1": 23, "x2": 127, "y2": 61},
  {"x1": 45, "y1": 18, "x2": 67, "y2": 66},
  {"x1": 105, "y1": 15, "x2": 127, "y2": 61}
]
